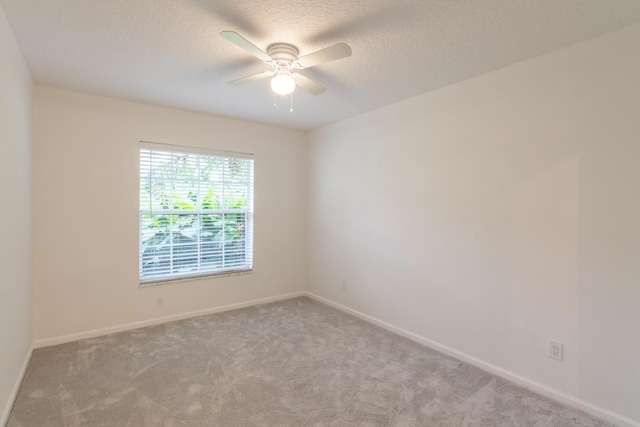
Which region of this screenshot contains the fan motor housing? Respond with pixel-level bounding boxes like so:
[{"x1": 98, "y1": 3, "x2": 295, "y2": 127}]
[{"x1": 267, "y1": 43, "x2": 299, "y2": 62}]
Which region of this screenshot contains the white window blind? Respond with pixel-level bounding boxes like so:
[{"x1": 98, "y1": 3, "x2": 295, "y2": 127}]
[{"x1": 139, "y1": 143, "x2": 254, "y2": 284}]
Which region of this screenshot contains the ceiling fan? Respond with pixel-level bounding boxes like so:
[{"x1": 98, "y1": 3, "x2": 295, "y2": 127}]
[{"x1": 220, "y1": 31, "x2": 352, "y2": 97}]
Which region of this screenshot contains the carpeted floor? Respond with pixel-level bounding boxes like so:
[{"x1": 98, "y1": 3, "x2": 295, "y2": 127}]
[{"x1": 8, "y1": 297, "x2": 614, "y2": 426}]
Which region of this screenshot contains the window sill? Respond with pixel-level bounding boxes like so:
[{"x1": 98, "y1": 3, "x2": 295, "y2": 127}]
[{"x1": 139, "y1": 269, "x2": 252, "y2": 287}]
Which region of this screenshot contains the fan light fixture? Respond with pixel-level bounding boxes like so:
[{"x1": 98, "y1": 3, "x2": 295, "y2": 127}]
[
  {"x1": 220, "y1": 31, "x2": 353, "y2": 101},
  {"x1": 271, "y1": 73, "x2": 295, "y2": 95}
]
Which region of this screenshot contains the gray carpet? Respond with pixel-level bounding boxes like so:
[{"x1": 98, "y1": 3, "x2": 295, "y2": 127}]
[{"x1": 8, "y1": 297, "x2": 614, "y2": 426}]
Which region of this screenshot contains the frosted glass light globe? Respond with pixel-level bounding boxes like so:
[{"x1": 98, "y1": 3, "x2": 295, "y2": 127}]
[{"x1": 271, "y1": 74, "x2": 295, "y2": 95}]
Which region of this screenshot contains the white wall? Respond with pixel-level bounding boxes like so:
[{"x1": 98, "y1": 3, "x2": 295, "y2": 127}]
[
  {"x1": 33, "y1": 86, "x2": 307, "y2": 342},
  {"x1": 307, "y1": 24, "x2": 640, "y2": 424},
  {"x1": 0, "y1": 5, "x2": 32, "y2": 424}
]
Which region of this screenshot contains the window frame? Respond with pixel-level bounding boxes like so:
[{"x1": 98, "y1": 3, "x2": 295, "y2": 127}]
[{"x1": 138, "y1": 141, "x2": 254, "y2": 286}]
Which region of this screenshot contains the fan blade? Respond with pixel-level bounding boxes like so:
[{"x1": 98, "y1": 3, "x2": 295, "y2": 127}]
[
  {"x1": 228, "y1": 70, "x2": 274, "y2": 86},
  {"x1": 220, "y1": 31, "x2": 271, "y2": 62},
  {"x1": 292, "y1": 73, "x2": 326, "y2": 95},
  {"x1": 297, "y1": 43, "x2": 352, "y2": 68}
]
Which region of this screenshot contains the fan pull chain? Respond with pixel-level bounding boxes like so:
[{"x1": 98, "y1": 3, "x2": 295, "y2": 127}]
[{"x1": 271, "y1": 93, "x2": 293, "y2": 112}]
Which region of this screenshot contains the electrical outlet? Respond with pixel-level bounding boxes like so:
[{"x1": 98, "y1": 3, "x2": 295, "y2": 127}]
[
  {"x1": 341, "y1": 280, "x2": 347, "y2": 290},
  {"x1": 548, "y1": 340, "x2": 563, "y2": 361},
  {"x1": 155, "y1": 296, "x2": 165, "y2": 309}
]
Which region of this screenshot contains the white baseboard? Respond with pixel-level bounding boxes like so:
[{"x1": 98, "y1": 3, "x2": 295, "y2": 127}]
[
  {"x1": 304, "y1": 292, "x2": 638, "y2": 427},
  {"x1": 26, "y1": 290, "x2": 638, "y2": 426},
  {"x1": 1, "y1": 346, "x2": 32, "y2": 427},
  {"x1": 33, "y1": 291, "x2": 305, "y2": 349}
]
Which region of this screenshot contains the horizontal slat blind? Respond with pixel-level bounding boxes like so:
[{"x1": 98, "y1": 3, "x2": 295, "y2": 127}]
[{"x1": 139, "y1": 145, "x2": 254, "y2": 283}]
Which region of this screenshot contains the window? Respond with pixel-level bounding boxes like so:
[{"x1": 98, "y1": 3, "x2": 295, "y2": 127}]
[{"x1": 139, "y1": 142, "x2": 253, "y2": 284}]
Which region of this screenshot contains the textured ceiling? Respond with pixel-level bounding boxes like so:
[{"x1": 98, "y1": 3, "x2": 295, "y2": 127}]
[{"x1": 2, "y1": 0, "x2": 640, "y2": 131}]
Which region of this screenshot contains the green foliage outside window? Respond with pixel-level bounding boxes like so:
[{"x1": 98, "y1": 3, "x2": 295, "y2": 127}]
[{"x1": 140, "y1": 148, "x2": 252, "y2": 281}]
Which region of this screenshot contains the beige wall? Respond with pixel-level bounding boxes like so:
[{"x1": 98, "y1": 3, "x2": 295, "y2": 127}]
[
  {"x1": 307, "y1": 24, "x2": 640, "y2": 424},
  {"x1": 32, "y1": 86, "x2": 307, "y2": 341},
  {"x1": 0, "y1": 5, "x2": 32, "y2": 424}
]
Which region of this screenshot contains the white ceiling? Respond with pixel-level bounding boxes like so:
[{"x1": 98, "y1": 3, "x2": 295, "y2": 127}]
[{"x1": 2, "y1": 0, "x2": 640, "y2": 131}]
